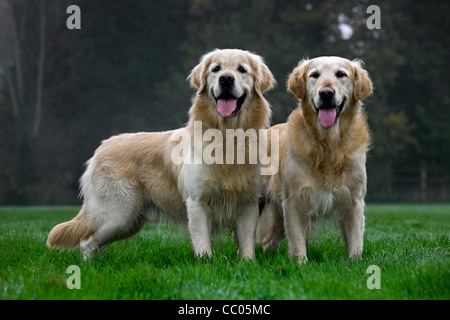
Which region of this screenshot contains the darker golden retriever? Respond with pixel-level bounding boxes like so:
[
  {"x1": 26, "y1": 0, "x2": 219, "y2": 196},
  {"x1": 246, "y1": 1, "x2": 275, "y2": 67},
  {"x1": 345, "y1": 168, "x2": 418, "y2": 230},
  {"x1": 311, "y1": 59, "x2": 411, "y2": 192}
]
[{"x1": 257, "y1": 56, "x2": 373, "y2": 263}]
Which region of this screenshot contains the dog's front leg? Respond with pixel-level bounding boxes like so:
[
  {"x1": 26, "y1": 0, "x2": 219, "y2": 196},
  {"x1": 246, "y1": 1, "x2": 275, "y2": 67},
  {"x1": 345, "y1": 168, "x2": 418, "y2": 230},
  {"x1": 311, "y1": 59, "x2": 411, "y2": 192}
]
[
  {"x1": 186, "y1": 198, "x2": 212, "y2": 258},
  {"x1": 235, "y1": 203, "x2": 259, "y2": 259},
  {"x1": 283, "y1": 197, "x2": 309, "y2": 264},
  {"x1": 341, "y1": 198, "x2": 365, "y2": 260}
]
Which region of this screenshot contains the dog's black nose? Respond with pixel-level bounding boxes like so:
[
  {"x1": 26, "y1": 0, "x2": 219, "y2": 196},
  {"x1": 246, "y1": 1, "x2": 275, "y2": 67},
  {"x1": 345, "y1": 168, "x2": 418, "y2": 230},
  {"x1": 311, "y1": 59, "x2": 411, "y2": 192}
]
[
  {"x1": 219, "y1": 73, "x2": 235, "y2": 86},
  {"x1": 319, "y1": 87, "x2": 335, "y2": 101}
]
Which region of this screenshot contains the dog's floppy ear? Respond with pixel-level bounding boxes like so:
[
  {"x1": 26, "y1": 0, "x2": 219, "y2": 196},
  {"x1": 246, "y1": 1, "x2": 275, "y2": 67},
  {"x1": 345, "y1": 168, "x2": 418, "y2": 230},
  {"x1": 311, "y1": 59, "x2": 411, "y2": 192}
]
[
  {"x1": 352, "y1": 60, "x2": 373, "y2": 100},
  {"x1": 188, "y1": 63, "x2": 205, "y2": 93},
  {"x1": 287, "y1": 59, "x2": 310, "y2": 100},
  {"x1": 187, "y1": 52, "x2": 213, "y2": 93},
  {"x1": 252, "y1": 55, "x2": 276, "y2": 96}
]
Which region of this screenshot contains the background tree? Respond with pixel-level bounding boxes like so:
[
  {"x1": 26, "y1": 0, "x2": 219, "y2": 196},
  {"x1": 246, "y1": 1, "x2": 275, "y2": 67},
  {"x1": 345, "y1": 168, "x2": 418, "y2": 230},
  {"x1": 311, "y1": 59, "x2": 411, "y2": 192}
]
[{"x1": 0, "y1": 0, "x2": 448, "y2": 204}]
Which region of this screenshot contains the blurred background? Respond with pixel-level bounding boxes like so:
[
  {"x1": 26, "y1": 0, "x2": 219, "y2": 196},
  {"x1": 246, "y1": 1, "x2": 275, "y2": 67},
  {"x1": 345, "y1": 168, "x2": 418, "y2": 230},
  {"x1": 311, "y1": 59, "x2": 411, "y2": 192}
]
[{"x1": 0, "y1": 0, "x2": 448, "y2": 205}]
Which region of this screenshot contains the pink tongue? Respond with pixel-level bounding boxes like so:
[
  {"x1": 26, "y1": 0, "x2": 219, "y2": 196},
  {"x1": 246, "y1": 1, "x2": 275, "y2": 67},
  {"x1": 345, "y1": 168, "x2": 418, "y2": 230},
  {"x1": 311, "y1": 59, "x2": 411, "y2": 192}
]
[
  {"x1": 217, "y1": 99, "x2": 237, "y2": 117},
  {"x1": 318, "y1": 109, "x2": 337, "y2": 128}
]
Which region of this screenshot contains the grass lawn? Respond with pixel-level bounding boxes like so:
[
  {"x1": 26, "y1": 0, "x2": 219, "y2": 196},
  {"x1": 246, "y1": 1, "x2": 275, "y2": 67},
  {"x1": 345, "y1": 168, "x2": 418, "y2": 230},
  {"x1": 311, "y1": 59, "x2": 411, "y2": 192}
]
[{"x1": 0, "y1": 204, "x2": 448, "y2": 300}]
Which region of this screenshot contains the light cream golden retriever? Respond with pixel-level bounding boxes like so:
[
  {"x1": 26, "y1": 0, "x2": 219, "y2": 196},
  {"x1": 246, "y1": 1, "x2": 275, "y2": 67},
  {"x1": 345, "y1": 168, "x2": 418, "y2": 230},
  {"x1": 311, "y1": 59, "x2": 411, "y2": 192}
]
[
  {"x1": 257, "y1": 56, "x2": 372, "y2": 263},
  {"x1": 47, "y1": 49, "x2": 275, "y2": 259}
]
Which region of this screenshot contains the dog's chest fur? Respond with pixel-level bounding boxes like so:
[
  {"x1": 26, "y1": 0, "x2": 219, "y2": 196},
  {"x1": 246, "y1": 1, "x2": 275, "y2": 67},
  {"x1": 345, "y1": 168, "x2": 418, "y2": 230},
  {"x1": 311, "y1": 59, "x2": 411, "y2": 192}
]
[
  {"x1": 182, "y1": 161, "x2": 261, "y2": 206},
  {"x1": 281, "y1": 107, "x2": 369, "y2": 220}
]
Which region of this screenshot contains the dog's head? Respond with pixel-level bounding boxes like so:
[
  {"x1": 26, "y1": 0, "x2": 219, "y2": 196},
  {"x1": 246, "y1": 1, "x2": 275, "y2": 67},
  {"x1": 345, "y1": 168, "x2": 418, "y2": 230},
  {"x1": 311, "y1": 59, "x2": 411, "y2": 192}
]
[
  {"x1": 287, "y1": 56, "x2": 372, "y2": 128},
  {"x1": 188, "y1": 49, "x2": 275, "y2": 118}
]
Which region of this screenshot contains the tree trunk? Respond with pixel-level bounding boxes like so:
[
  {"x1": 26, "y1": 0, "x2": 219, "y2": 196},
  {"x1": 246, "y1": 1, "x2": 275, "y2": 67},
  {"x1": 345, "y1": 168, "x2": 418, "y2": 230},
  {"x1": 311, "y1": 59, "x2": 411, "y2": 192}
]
[
  {"x1": 32, "y1": 0, "x2": 46, "y2": 137},
  {"x1": 420, "y1": 162, "x2": 427, "y2": 202}
]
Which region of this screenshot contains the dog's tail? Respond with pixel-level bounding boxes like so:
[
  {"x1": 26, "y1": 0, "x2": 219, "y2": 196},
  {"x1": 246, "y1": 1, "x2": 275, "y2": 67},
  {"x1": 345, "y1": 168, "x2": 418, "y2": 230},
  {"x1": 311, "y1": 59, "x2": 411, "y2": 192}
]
[{"x1": 47, "y1": 205, "x2": 94, "y2": 249}]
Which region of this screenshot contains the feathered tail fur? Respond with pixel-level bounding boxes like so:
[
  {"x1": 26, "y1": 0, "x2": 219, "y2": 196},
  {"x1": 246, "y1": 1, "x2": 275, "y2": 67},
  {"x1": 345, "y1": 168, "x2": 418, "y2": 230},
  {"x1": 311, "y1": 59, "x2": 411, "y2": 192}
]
[{"x1": 47, "y1": 206, "x2": 93, "y2": 249}]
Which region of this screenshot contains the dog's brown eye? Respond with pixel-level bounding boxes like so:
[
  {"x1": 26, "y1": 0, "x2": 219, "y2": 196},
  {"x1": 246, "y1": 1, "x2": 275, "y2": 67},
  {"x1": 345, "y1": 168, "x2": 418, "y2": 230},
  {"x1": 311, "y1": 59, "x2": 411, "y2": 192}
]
[
  {"x1": 238, "y1": 66, "x2": 247, "y2": 73},
  {"x1": 336, "y1": 71, "x2": 347, "y2": 78},
  {"x1": 212, "y1": 65, "x2": 221, "y2": 73},
  {"x1": 310, "y1": 72, "x2": 319, "y2": 79}
]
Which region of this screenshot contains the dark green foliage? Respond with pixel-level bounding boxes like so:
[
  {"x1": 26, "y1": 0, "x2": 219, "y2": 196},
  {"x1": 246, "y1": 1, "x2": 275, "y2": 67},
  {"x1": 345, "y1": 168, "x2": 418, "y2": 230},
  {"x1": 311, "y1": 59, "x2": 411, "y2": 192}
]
[{"x1": 0, "y1": 0, "x2": 448, "y2": 204}]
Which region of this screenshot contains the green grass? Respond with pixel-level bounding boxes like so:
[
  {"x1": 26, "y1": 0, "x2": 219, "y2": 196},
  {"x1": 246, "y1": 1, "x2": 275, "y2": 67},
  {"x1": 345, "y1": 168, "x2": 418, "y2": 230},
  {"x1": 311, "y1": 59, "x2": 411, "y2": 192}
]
[{"x1": 0, "y1": 204, "x2": 449, "y2": 300}]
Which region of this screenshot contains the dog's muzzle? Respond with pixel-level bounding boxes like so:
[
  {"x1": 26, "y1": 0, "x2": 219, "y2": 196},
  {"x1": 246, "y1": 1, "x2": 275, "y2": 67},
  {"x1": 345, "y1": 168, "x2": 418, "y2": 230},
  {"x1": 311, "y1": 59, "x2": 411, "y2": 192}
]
[
  {"x1": 214, "y1": 73, "x2": 246, "y2": 117},
  {"x1": 313, "y1": 87, "x2": 345, "y2": 128}
]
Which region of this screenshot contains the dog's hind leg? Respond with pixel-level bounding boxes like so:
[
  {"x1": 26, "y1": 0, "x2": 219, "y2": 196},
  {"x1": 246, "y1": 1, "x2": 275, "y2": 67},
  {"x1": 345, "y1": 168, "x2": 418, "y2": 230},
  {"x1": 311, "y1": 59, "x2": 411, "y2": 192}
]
[
  {"x1": 79, "y1": 206, "x2": 147, "y2": 260},
  {"x1": 256, "y1": 202, "x2": 285, "y2": 252},
  {"x1": 78, "y1": 188, "x2": 147, "y2": 260}
]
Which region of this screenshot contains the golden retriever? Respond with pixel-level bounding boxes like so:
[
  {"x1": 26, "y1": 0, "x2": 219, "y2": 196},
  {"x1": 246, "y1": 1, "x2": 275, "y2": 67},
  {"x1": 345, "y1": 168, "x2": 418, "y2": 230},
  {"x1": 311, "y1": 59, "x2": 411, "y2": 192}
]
[
  {"x1": 47, "y1": 49, "x2": 275, "y2": 259},
  {"x1": 256, "y1": 56, "x2": 373, "y2": 263}
]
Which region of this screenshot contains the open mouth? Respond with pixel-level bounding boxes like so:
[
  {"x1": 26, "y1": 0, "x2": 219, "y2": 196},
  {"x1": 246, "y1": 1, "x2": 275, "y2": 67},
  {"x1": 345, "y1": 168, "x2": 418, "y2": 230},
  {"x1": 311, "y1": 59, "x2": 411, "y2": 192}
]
[
  {"x1": 313, "y1": 97, "x2": 346, "y2": 128},
  {"x1": 214, "y1": 92, "x2": 247, "y2": 117}
]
